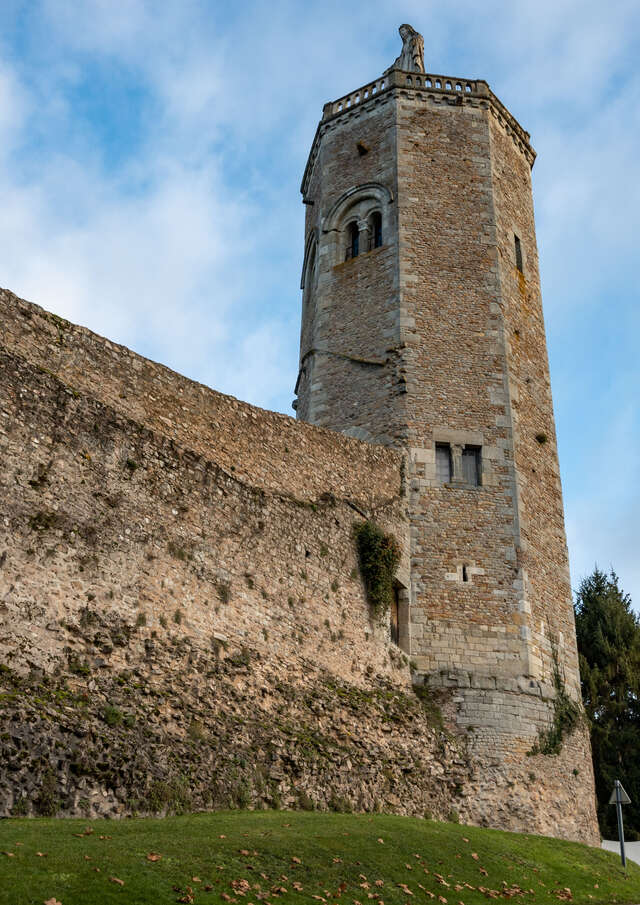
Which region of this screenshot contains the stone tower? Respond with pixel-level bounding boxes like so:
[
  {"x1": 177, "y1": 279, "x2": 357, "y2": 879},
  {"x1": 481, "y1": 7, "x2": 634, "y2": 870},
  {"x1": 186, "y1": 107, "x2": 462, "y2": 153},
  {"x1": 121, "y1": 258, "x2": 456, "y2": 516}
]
[{"x1": 295, "y1": 26, "x2": 598, "y2": 839}]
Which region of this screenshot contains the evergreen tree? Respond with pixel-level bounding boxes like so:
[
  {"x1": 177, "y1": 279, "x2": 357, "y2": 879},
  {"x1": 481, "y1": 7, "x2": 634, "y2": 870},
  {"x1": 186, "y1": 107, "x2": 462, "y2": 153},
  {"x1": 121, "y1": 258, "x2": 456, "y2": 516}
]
[{"x1": 575, "y1": 567, "x2": 640, "y2": 839}]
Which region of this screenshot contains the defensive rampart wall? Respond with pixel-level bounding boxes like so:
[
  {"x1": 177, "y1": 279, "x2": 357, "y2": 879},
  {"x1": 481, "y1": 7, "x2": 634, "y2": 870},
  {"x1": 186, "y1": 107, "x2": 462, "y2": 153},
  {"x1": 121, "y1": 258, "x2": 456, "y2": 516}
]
[{"x1": 0, "y1": 289, "x2": 597, "y2": 842}]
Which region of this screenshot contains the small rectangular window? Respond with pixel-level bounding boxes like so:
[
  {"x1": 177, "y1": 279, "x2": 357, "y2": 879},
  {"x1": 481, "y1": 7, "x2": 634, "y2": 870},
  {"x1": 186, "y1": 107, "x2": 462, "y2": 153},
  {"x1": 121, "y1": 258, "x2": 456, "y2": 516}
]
[
  {"x1": 461, "y1": 446, "x2": 481, "y2": 486},
  {"x1": 514, "y1": 234, "x2": 523, "y2": 273},
  {"x1": 435, "y1": 443, "x2": 452, "y2": 483}
]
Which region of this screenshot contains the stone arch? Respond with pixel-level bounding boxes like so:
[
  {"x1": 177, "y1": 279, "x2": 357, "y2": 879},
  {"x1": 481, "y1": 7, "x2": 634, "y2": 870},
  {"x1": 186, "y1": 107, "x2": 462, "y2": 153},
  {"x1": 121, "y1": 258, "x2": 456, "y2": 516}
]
[{"x1": 322, "y1": 183, "x2": 393, "y2": 263}]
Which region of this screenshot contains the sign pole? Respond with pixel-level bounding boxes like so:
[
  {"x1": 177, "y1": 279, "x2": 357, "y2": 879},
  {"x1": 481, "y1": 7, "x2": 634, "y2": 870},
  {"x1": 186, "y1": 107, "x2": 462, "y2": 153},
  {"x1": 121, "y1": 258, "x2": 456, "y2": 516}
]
[{"x1": 615, "y1": 780, "x2": 627, "y2": 869}]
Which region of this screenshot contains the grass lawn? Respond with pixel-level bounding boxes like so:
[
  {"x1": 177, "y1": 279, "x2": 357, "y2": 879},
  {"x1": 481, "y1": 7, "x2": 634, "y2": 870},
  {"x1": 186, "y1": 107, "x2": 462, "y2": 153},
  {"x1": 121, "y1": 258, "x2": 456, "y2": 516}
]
[{"x1": 0, "y1": 811, "x2": 636, "y2": 905}]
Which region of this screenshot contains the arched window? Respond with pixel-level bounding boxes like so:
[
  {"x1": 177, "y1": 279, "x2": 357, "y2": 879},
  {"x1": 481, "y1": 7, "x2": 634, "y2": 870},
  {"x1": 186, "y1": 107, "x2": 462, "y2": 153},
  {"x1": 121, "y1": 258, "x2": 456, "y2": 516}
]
[
  {"x1": 322, "y1": 182, "x2": 393, "y2": 267},
  {"x1": 346, "y1": 221, "x2": 359, "y2": 260},
  {"x1": 370, "y1": 211, "x2": 382, "y2": 249}
]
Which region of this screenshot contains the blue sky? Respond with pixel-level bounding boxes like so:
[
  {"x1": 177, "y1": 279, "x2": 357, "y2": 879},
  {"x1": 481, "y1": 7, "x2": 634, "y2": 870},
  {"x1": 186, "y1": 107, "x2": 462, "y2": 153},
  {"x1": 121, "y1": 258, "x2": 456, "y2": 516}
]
[{"x1": 1, "y1": 0, "x2": 638, "y2": 605}]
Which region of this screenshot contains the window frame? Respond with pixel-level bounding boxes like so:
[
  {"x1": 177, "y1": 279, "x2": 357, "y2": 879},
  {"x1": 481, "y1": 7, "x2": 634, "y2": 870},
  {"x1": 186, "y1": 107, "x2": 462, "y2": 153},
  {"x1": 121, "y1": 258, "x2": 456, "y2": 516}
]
[
  {"x1": 435, "y1": 442, "x2": 452, "y2": 484},
  {"x1": 461, "y1": 445, "x2": 482, "y2": 487}
]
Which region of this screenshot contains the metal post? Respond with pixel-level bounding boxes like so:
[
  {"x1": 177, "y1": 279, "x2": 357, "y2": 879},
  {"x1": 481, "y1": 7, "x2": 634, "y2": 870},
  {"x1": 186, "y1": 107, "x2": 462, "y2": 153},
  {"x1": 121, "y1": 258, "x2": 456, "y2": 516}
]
[{"x1": 616, "y1": 780, "x2": 627, "y2": 869}]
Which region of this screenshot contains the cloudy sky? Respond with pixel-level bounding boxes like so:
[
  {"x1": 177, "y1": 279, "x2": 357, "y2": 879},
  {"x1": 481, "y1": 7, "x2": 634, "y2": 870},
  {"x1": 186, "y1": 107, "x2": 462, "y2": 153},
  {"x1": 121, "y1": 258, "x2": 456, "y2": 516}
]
[{"x1": 1, "y1": 0, "x2": 638, "y2": 605}]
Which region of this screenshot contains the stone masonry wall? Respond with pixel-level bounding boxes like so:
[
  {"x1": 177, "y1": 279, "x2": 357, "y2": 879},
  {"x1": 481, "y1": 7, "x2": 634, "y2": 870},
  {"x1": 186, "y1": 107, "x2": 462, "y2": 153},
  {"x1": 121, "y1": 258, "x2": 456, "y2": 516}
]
[
  {"x1": 297, "y1": 92, "x2": 407, "y2": 446},
  {"x1": 0, "y1": 288, "x2": 598, "y2": 841},
  {"x1": 394, "y1": 91, "x2": 526, "y2": 679},
  {"x1": 488, "y1": 116, "x2": 580, "y2": 694},
  {"x1": 0, "y1": 288, "x2": 408, "y2": 684}
]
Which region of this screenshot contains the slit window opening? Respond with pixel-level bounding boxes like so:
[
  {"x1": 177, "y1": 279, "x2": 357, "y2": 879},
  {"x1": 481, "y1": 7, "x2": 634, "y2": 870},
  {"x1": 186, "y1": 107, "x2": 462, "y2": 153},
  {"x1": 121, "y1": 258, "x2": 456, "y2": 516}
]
[
  {"x1": 371, "y1": 211, "x2": 382, "y2": 249},
  {"x1": 514, "y1": 234, "x2": 523, "y2": 273},
  {"x1": 346, "y1": 221, "x2": 359, "y2": 260}
]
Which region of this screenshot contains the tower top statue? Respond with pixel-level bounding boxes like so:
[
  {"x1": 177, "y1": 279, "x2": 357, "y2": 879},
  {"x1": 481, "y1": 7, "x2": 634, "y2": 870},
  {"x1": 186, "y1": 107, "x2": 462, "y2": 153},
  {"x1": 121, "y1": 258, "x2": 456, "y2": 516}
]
[{"x1": 385, "y1": 24, "x2": 425, "y2": 74}]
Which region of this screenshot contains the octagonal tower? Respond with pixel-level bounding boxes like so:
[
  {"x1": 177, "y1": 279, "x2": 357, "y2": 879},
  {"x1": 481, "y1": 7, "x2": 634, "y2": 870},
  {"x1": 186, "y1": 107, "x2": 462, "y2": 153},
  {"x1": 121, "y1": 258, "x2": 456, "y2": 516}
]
[{"x1": 294, "y1": 26, "x2": 598, "y2": 841}]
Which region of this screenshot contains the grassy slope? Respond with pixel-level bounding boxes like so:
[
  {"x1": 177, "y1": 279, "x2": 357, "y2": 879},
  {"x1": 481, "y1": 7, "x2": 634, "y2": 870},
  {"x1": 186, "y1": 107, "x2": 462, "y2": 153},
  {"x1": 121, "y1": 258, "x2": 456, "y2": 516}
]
[{"x1": 0, "y1": 812, "x2": 636, "y2": 905}]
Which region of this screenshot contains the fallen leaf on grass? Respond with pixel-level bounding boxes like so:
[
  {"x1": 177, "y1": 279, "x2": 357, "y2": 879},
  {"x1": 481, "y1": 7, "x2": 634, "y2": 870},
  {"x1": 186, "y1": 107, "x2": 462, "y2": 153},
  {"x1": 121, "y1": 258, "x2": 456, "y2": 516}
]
[
  {"x1": 471, "y1": 853, "x2": 479, "y2": 861},
  {"x1": 479, "y1": 868, "x2": 488, "y2": 876},
  {"x1": 192, "y1": 876, "x2": 201, "y2": 882},
  {"x1": 377, "y1": 838, "x2": 384, "y2": 844},
  {"x1": 36, "y1": 852, "x2": 47, "y2": 857},
  {"x1": 147, "y1": 852, "x2": 162, "y2": 862},
  {"x1": 293, "y1": 882, "x2": 303, "y2": 891},
  {"x1": 84, "y1": 855, "x2": 91, "y2": 861},
  {"x1": 292, "y1": 856, "x2": 301, "y2": 864},
  {"x1": 375, "y1": 880, "x2": 384, "y2": 888},
  {"x1": 462, "y1": 838, "x2": 469, "y2": 843},
  {"x1": 109, "y1": 876, "x2": 125, "y2": 886},
  {"x1": 438, "y1": 897, "x2": 447, "y2": 904},
  {"x1": 3, "y1": 852, "x2": 15, "y2": 857},
  {"x1": 44, "y1": 899, "x2": 62, "y2": 905}
]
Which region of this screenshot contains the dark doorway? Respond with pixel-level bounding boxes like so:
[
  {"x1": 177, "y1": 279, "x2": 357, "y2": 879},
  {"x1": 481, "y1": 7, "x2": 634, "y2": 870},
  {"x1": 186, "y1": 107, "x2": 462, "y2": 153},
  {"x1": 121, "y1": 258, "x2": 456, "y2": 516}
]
[{"x1": 390, "y1": 585, "x2": 400, "y2": 645}]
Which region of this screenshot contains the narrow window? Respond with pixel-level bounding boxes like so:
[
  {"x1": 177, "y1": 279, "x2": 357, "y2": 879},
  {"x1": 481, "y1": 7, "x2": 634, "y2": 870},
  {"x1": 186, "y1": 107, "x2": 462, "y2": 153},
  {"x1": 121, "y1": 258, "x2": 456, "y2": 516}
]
[
  {"x1": 461, "y1": 446, "x2": 481, "y2": 486},
  {"x1": 514, "y1": 234, "x2": 523, "y2": 273},
  {"x1": 462, "y1": 564, "x2": 469, "y2": 583},
  {"x1": 371, "y1": 211, "x2": 382, "y2": 249},
  {"x1": 346, "y1": 221, "x2": 359, "y2": 260},
  {"x1": 435, "y1": 443, "x2": 452, "y2": 483},
  {"x1": 390, "y1": 586, "x2": 400, "y2": 645}
]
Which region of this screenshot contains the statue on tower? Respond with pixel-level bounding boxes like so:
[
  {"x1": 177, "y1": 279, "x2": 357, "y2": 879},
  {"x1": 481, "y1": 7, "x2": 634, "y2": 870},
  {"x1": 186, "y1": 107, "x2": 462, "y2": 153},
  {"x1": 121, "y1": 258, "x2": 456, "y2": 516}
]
[{"x1": 386, "y1": 24, "x2": 425, "y2": 74}]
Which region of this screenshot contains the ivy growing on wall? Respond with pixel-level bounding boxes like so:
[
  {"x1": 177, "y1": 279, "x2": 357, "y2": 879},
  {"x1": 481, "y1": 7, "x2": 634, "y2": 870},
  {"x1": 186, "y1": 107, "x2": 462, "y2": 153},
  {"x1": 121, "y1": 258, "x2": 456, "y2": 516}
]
[
  {"x1": 353, "y1": 520, "x2": 401, "y2": 619},
  {"x1": 529, "y1": 641, "x2": 582, "y2": 756}
]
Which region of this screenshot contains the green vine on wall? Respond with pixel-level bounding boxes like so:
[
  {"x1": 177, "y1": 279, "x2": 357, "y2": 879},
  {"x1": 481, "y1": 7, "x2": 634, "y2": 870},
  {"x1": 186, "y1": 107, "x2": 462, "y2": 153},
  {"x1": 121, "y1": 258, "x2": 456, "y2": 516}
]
[
  {"x1": 529, "y1": 641, "x2": 582, "y2": 756},
  {"x1": 353, "y1": 520, "x2": 401, "y2": 619}
]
